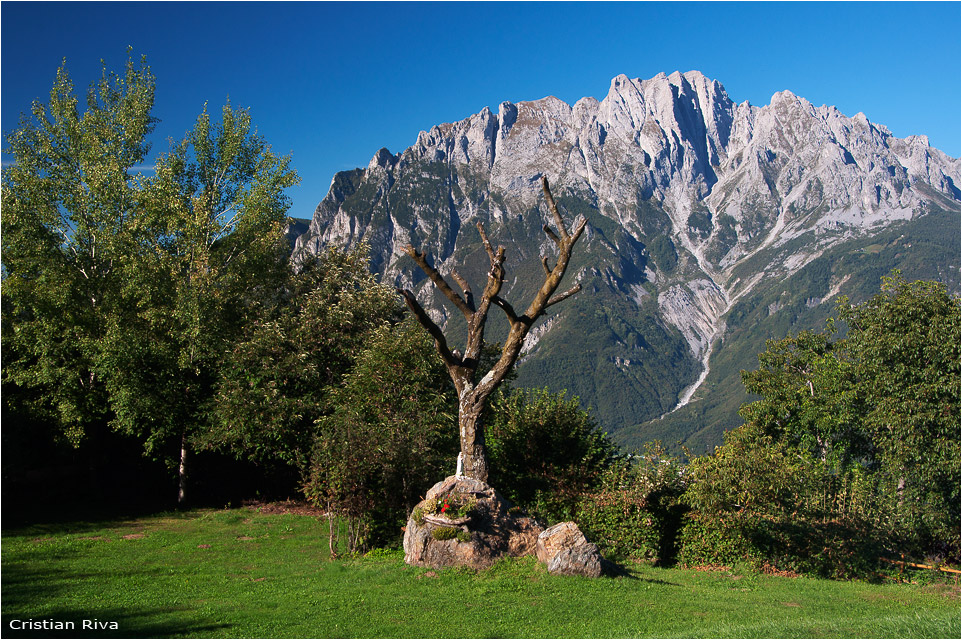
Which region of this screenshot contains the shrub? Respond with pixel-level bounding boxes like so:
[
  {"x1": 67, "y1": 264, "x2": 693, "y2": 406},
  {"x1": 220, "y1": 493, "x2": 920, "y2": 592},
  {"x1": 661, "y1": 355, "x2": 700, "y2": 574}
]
[
  {"x1": 575, "y1": 443, "x2": 688, "y2": 564},
  {"x1": 678, "y1": 424, "x2": 885, "y2": 578},
  {"x1": 676, "y1": 512, "x2": 757, "y2": 569},
  {"x1": 677, "y1": 511, "x2": 884, "y2": 579},
  {"x1": 575, "y1": 484, "x2": 661, "y2": 562},
  {"x1": 486, "y1": 388, "x2": 618, "y2": 523}
]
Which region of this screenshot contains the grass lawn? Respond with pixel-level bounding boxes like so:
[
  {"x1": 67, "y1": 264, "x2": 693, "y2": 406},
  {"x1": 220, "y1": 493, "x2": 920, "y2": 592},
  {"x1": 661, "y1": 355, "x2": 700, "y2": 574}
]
[{"x1": 2, "y1": 507, "x2": 959, "y2": 638}]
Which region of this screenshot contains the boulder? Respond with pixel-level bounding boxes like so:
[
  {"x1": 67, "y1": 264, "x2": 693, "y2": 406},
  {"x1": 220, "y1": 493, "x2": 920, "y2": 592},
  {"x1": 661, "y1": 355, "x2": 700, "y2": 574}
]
[
  {"x1": 403, "y1": 476, "x2": 543, "y2": 570},
  {"x1": 536, "y1": 521, "x2": 588, "y2": 564},
  {"x1": 546, "y1": 542, "x2": 604, "y2": 577},
  {"x1": 536, "y1": 521, "x2": 604, "y2": 578}
]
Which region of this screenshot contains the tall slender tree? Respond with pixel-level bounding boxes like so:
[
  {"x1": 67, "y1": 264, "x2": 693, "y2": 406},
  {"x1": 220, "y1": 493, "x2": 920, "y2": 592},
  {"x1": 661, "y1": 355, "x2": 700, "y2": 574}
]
[
  {"x1": 2, "y1": 54, "x2": 298, "y2": 505},
  {"x1": 103, "y1": 102, "x2": 298, "y2": 504},
  {"x1": 398, "y1": 176, "x2": 586, "y2": 482},
  {"x1": 2, "y1": 54, "x2": 157, "y2": 445}
]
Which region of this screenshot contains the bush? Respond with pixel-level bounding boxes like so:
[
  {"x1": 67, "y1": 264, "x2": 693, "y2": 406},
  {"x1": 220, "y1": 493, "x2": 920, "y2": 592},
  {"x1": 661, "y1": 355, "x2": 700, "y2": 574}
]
[
  {"x1": 575, "y1": 443, "x2": 688, "y2": 564},
  {"x1": 575, "y1": 480, "x2": 661, "y2": 563},
  {"x1": 486, "y1": 388, "x2": 618, "y2": 523},
  {"x1": 677, "y1": 424, "x2": 886, "y2": 578},
  {"x1": 676, "y1": 512, "x2": 758, "y2": 569},
  {"x1": 677, "y1": 511, "x2": 885, "y2": 579}
]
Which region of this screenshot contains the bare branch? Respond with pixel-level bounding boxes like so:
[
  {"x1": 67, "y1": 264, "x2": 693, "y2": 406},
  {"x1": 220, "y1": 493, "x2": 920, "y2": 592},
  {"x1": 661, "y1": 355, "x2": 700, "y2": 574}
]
[
  {"x1": 461, "y1": 222, "x2": 508, "y2": 365},
  {"x1": 403, "y1": 245, "x2": 473, "y2": 319},
  {"x1": 475, "y1": 222, "x2": 506, "y2": 309},
  {"x1": 451, "y1": 269, "x2": 471, "y2": 295},
  {"x1": 477, "y1": 222, "x2": 498, "y2": 262},
  {"x1": 546, "y1": 284, "x2": 582, "y2": 308},
  {"x1": 400, "y1": 171, "x2": 588, "y2": 483},
  {"x1": 522, "y1": 177, "x2": 585, "y2": 321},
  {"x1": 570, "y1": 216, "x2": 588, "y2": 245},
  {"x1": 541, "y1": 175, "x2": 569, "y2": 240},
  {"x1": 542, "y1": 223, "x2": 560, "y2": 246},
  {"x1": 491, "y1": 296, "x2": 520, "y2": 324},
  {"x1": 451, "y1": 270, "x2": 475, "y2": 311},
  {"x1": 398, "y1": 288, "x2": 462, "y2": 369}
]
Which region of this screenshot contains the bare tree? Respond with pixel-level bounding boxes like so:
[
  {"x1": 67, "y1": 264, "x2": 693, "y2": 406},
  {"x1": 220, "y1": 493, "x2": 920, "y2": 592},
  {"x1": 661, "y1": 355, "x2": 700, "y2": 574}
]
[{"x1": 398, "y1": 176, "x2": 587, "y2": 482}]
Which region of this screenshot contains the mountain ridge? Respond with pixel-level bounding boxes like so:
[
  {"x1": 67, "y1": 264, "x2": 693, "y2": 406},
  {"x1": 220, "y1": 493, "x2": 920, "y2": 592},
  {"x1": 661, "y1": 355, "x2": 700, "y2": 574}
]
[{"x1": 293, "y1": 71, "x2": 960, "y2": 448}]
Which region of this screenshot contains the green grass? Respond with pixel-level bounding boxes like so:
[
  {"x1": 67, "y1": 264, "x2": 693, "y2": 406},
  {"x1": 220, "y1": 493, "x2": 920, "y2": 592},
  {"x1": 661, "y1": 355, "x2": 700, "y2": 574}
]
[{"x1": 2, "y1": 508, "x2": 959, "y2": 638}]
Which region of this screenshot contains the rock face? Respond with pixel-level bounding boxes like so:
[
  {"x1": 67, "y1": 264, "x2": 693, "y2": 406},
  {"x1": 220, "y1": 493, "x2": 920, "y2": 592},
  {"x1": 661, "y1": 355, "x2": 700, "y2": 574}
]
[
  {"x1": 536, "y1": 521, "x2": 604, "y2": 578},
  {"x1": 403, "y1": 476, "x2": 543, "y2": 570},
  {"x1": 292, "y1": 71, "x2": 961, "y2": 449}
]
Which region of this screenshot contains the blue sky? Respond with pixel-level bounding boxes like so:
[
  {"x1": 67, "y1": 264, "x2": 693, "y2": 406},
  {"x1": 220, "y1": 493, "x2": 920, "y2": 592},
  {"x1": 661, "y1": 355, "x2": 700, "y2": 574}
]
[{"x1": 2, "y1": 1, "x2": 960, "y2": 220}]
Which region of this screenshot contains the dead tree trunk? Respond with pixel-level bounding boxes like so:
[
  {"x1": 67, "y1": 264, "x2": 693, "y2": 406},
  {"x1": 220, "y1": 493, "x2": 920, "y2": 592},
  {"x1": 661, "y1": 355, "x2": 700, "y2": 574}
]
[{"x1": 399, "y1": 176, "x2": 587, "y2": 482}]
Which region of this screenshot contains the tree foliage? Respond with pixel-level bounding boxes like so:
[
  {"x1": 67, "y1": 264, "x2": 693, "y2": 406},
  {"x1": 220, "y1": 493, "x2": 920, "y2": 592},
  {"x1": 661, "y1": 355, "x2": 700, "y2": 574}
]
[
  {"x1": 682, "y1": 273, "x2": 961, "y2": 572},
  {"x1": 2, "y1": 54, "x2": 157, "y2": 445},
  {"x1": 103, "y1": 100, "x2": 297, "y2": 450},
  {"x1": 2, "y1": 54, "x2": 299, "y2": 503},
  {"x1": 738, "y1": 324, "x2": 866, "y2": 467},
  {"x1": 839, "y1": 274, "x2": 961, "y2": 550},
  {"x1": 304, "y1": 320, "x2": 459, "y2": 550},
  {"x1": 204, "y1": 243, "x2": 403, "y2": 472},
  {"x1": 574, "y1": 442, "x2": 688, "y2": 564},
  {"x1": 678, "y1": 422, "x2": 885, "y2": 578},
  {"x1": 486, "y1": 387, "x2": 618, "y2": 521}
]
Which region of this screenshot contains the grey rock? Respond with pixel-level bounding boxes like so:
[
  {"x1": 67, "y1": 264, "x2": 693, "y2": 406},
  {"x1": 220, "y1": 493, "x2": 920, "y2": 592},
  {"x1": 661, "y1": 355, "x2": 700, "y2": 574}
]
[
  {"x1": 403, "y1": 476, "x2": 542, "y2": 570},
  {"x1": 536, "y1": 521, "x2": 589, "y2": 564},
  {"x1": 536, "y1": 521, "x2": 604, "y2": 578},
  {"x1": 546, "y1": 542, "x2": 604, "y2": 578}
]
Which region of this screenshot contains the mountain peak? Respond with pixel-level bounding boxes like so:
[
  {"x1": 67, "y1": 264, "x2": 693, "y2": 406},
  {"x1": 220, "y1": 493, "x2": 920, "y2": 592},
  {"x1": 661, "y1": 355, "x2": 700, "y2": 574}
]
[
  {"x1": 368, "y1": 147, "x2": 396, "y2": 170},
  {"x1": 293, "y1": 71, "x2": 960, "y2": 446}
]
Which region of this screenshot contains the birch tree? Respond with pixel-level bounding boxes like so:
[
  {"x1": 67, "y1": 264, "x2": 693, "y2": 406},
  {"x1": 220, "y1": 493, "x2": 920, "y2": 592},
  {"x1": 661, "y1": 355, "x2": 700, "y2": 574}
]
[
  {"x1": 2, "y1": 54, "x2": 298, "y2": 505},
  {"x1": 104, "y1": 102, "x2": 298, "y2": 504}
]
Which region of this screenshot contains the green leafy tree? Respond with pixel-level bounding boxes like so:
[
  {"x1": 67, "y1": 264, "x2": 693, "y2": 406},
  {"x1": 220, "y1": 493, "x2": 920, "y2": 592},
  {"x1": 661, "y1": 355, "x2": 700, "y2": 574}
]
[
  {"x1": 2, "y1": 54, "x2": 299, "y2": 505},
  {"x1": 739, "y1": 325, "x2": 866, "y2": 467},
  {"x1": 2, "y1": 54, "x2": 156, "y2": 445},
  {"x1": 203, "y1": 243, "x2": 403, "y2": 475},
  {"x1": 100, "y1": 101, "x2": 298, "y2": 504},
  {"x1": 684, "y1": 273, "x2": 961, "y2": 573},
  {"x1": 305, "y1": 320, "x2": 459, "y2": 551},
  {"x1": 683, "y1": 423, "x2": 829, "y2": 520},
  {"x1": 678, "y1": 423, "x2": 881, "y2": 578},
  {"x1": 839, "y1": 273, "x2": 961, "y2": 552}
]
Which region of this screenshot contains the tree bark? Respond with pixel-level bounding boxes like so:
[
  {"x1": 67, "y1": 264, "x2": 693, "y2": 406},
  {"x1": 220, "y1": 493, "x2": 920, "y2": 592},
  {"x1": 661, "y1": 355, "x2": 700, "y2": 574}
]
[{"x1": 458, "y1": 389, "x2": 491, "y2": 481}]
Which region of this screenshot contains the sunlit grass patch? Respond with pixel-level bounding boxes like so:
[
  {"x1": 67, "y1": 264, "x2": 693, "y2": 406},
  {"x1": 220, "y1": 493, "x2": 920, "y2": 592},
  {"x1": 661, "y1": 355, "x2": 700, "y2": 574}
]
[{"x1": 3, "y1": 508, "x2": 959, "y2": 638}]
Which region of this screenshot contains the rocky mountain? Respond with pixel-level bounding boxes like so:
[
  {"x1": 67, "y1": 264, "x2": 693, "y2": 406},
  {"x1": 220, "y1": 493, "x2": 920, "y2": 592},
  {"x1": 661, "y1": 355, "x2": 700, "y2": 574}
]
[{"x1": 292, "y1": 71, "x2": 961, "y2": 451}]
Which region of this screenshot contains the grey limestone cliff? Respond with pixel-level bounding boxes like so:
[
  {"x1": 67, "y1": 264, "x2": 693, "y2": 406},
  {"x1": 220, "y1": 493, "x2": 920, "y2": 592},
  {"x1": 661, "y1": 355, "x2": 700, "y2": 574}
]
[{"x1": 293, "y1": 71, "x2": 960, "y2": 447}]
